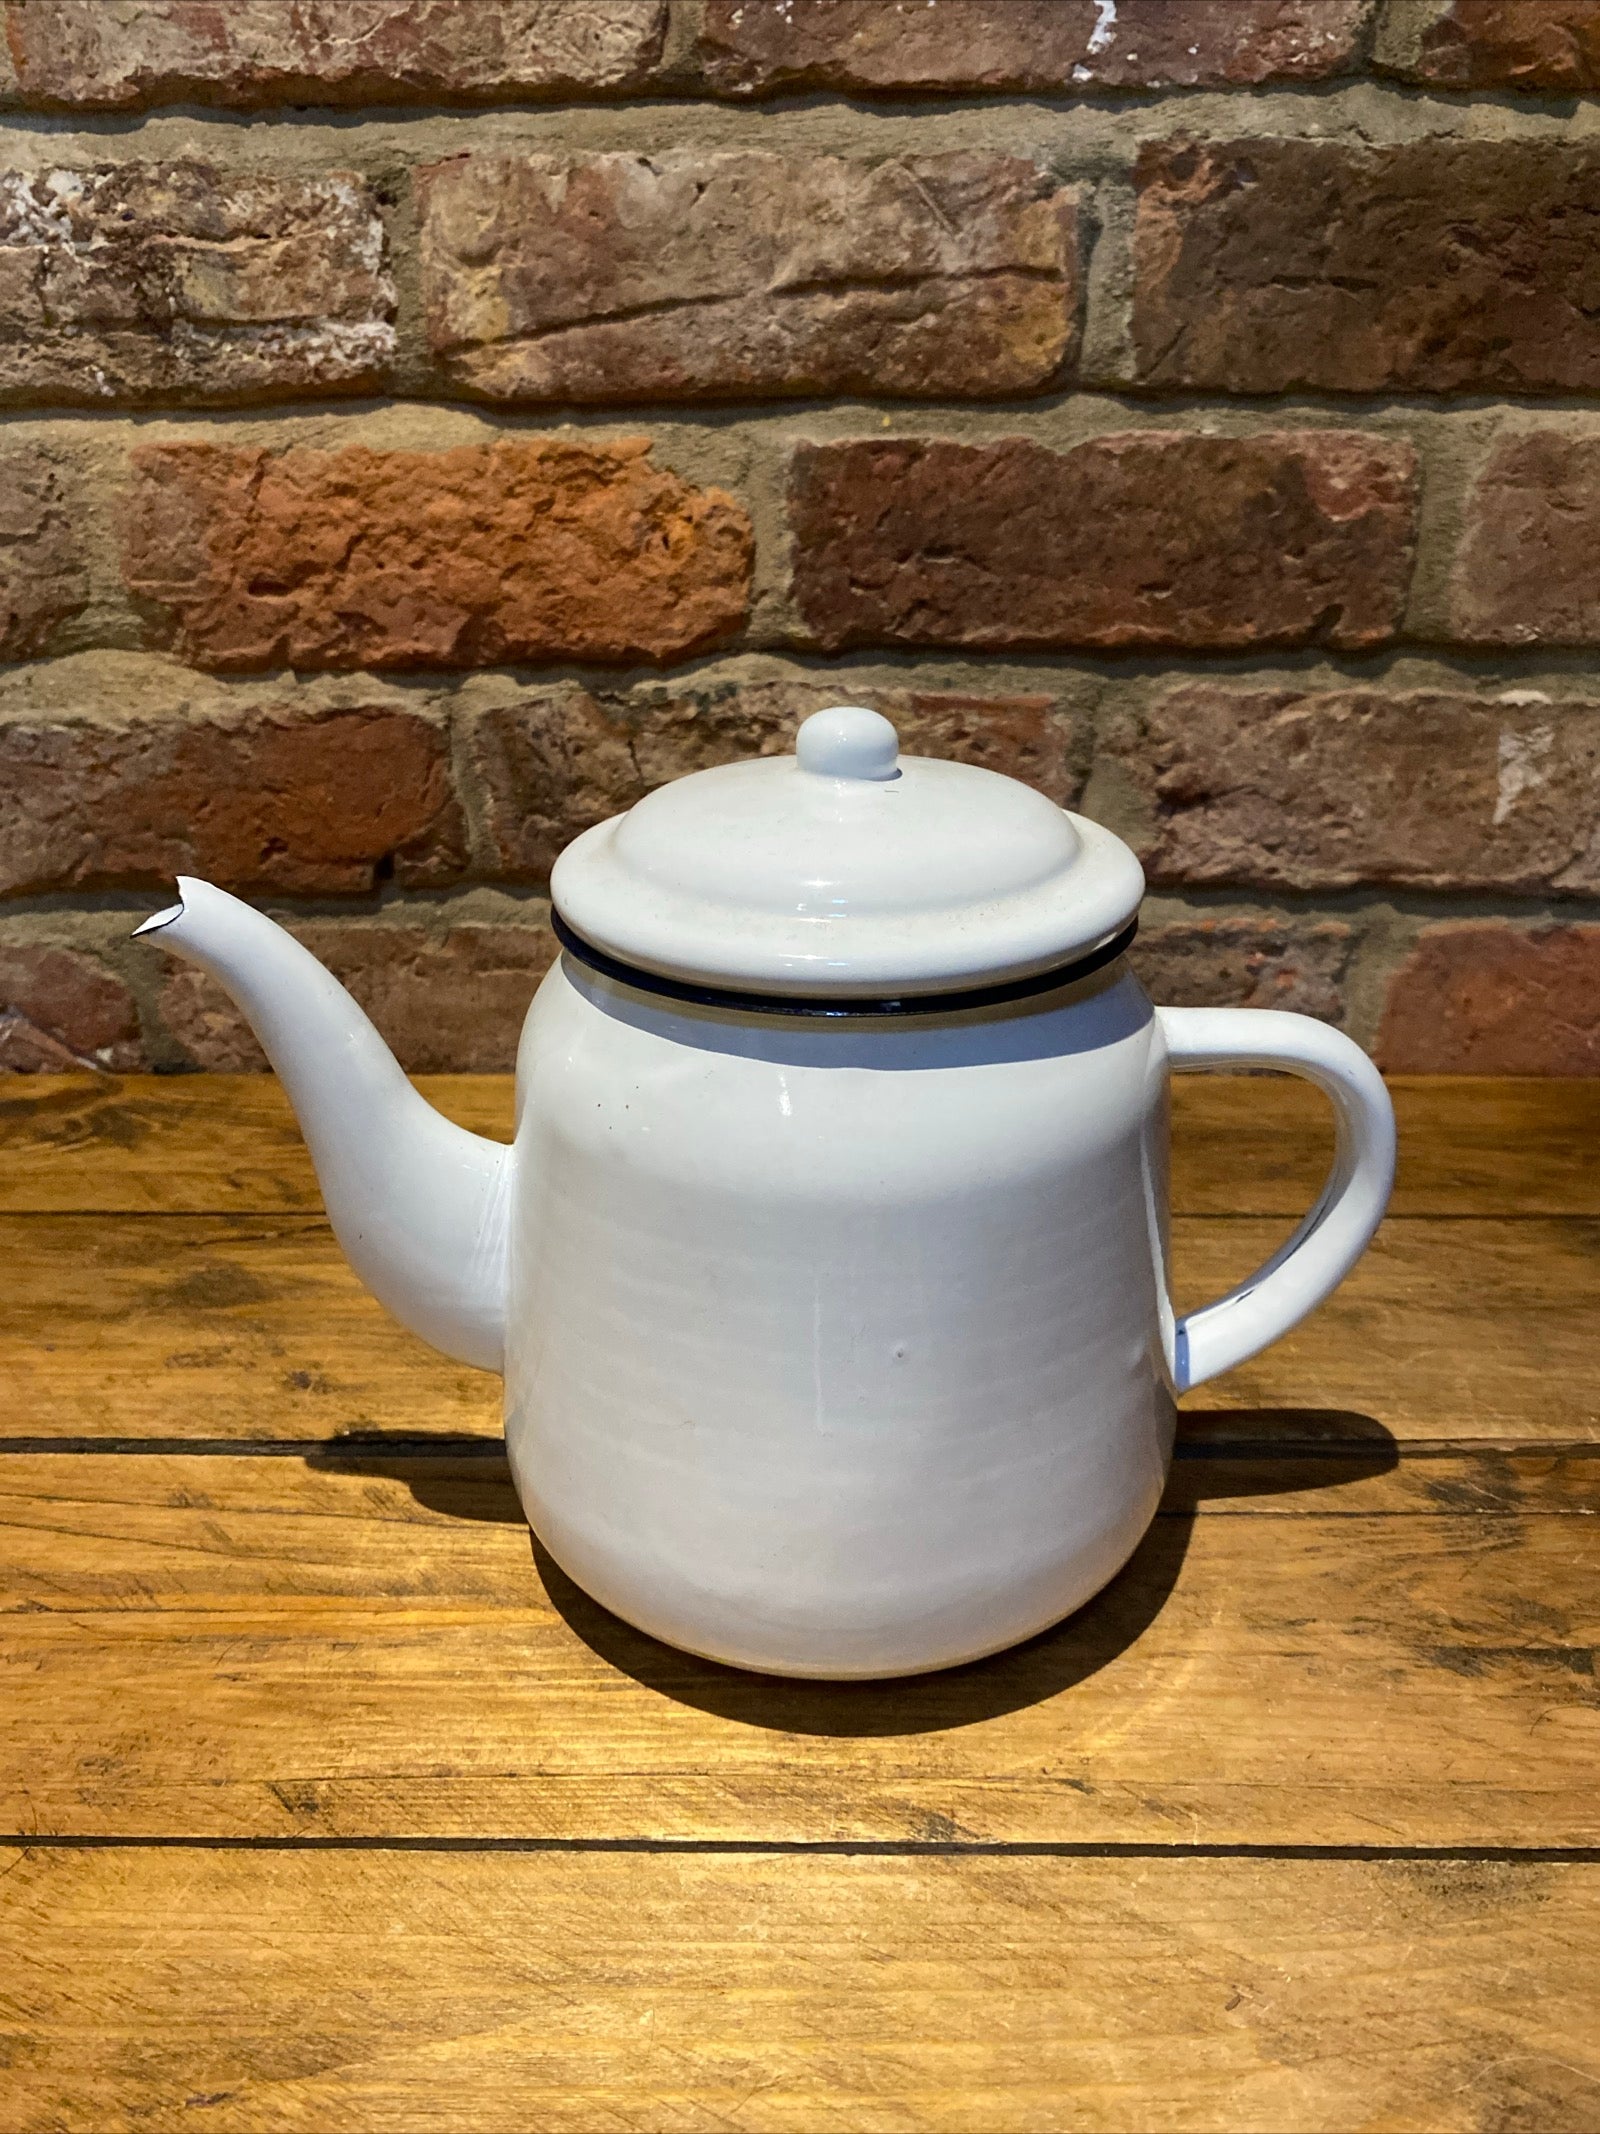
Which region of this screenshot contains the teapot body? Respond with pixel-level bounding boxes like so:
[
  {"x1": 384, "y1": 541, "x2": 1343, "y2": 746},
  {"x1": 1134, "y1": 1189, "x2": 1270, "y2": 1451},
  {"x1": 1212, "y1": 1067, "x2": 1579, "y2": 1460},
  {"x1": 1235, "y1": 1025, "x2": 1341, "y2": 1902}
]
[
  {"x1": 138, "y1": 714, "x2": 1393, "y2": 1681},
  {"x1": 505, "y1": 951, "x2": 1176, "y2": 1678}
]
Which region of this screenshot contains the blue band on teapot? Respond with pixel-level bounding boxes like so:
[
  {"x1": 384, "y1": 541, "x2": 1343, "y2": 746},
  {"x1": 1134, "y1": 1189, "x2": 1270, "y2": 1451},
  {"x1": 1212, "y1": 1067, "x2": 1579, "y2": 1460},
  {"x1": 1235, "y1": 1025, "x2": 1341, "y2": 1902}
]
[{"x1": 549, "y1": 910, "x2": 1139, "y2": 1021}]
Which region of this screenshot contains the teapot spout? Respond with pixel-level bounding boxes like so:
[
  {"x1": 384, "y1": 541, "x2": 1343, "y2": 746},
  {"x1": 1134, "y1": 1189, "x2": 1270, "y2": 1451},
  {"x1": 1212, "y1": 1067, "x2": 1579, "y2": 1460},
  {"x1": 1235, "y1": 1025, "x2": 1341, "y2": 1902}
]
[{"x1": 136, "y1": 878, "x2": 510, "y2": 1372}]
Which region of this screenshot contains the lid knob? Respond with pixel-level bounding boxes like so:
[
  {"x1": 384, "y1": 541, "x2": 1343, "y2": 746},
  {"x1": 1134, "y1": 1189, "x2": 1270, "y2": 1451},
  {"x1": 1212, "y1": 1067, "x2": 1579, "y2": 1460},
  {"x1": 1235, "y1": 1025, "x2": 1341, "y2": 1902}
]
[{"x1": 795, "y1": 706, "x2": 900, "y2": 782}]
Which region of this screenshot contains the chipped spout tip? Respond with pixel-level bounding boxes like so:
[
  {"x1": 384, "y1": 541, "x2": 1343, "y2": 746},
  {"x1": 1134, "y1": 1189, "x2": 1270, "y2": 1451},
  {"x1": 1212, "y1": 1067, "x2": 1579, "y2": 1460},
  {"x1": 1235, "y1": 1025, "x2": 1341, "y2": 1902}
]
[
  {"x1": 133, "y1": 896, "x2": 185, "y2": 940},
  {"x1": 133, "y1": 876, "x2": 205, "y2": 940}
]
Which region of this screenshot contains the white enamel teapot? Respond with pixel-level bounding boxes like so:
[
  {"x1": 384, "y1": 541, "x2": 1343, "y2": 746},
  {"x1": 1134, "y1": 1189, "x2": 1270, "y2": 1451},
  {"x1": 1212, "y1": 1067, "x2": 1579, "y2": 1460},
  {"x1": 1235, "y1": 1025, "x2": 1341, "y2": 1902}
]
[{"x1": 138, "y1": 706, "x2": 1394, "y2": 1680}]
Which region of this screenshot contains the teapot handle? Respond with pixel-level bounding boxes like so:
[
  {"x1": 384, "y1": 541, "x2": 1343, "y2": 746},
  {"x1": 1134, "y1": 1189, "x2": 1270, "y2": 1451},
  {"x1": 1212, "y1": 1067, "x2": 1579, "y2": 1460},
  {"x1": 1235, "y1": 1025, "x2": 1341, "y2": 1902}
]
[{"x1": 1157, "y1": 1008, "x2": 1396, "y2": 1393}]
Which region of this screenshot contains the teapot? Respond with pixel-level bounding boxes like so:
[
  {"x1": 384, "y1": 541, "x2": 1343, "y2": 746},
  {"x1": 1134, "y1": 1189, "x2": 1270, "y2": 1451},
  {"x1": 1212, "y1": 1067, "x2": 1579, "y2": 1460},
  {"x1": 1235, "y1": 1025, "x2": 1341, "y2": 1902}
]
[{"x1": 137, "y1": 706, "x2": 1394, "y2": 1679}]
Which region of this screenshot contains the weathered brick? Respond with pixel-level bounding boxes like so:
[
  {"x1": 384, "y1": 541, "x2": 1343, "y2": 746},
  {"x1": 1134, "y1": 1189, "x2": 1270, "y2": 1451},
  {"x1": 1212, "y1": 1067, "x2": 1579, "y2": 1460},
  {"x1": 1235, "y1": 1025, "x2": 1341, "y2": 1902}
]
[
  {"x1": 1, "y1": 1, "x2": 667, "y2": 109},
  {"x1": 789, "y1": 433, "x2": 1416, "y2": 653},
  {"x1": 1452, "y1": 430, "x2": 1600, "y2": 646},
  {"x1": 1377, "y1": 924, "x2": 1600, "y2": 1074},
  {"x1": 0, "y1": 683, "x2": 465, "y2": 896},
  {"x1": 161, "y1": 918, "x2": 556, "y2": 1073},
  {"x1": 1378, "y1": 1, "x2": 1600, "y2": 90},
  {"x1": 123, "y1": 440, "x2": 753, "y2": 671},
  {"x1": 0, "y1": 944, "x2": 143, "y2": 1071},
  {"x1": 696, "y1": 0, "x2": 1368, "y2": 95},
  {"x1": 1135, "y1": 139, "x2": 1600, "y2": 395},
  {"x1": 1114, "y1": 685, "x2": 1600, "y2": 895},
  {"x1": 0, "y1": 444, "x2": 87, "y2": 657},
  {"x1": 1133, "y1": 917, "x2": 1352, "y2": 1021},
  {"x1": 464, "y1": 677, "x2": 1087, "y2": 881},
  {"x1": 0, "y1": 164, "x2": 393, "y2": 404},
  {"x1": 419, "y1": 150, "x2": 1077, "y2": 403}
]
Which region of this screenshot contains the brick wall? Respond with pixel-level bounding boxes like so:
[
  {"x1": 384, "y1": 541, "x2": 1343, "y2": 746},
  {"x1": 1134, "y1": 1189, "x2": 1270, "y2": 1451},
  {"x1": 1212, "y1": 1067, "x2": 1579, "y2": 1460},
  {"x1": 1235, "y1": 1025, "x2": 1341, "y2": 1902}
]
[{"x1": 2, "y1": 0, "x2": 1599, "y2": 1074}]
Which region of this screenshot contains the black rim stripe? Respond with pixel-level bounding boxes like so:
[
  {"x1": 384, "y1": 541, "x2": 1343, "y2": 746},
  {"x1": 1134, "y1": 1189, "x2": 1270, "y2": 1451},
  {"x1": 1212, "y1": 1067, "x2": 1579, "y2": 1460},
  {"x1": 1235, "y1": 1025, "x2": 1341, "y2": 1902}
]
[{"x1": 550, "y1": 910, "x2": 1139, "y2": 1020}]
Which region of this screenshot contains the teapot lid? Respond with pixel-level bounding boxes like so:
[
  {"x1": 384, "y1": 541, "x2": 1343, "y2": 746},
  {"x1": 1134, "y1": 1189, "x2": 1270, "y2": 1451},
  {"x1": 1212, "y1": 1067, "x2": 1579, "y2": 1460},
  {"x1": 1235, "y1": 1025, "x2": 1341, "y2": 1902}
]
[{"x1": 550, "y1": 706, "x2": 1144, "y2": 1000}]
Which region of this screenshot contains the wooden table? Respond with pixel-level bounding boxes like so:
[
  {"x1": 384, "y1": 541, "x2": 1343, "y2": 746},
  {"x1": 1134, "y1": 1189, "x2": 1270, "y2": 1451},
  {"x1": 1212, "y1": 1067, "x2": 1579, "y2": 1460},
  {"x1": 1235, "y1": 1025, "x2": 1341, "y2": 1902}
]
[{"x1": 1, "y1": 1073, "x2": 1596, "y2": 2133}]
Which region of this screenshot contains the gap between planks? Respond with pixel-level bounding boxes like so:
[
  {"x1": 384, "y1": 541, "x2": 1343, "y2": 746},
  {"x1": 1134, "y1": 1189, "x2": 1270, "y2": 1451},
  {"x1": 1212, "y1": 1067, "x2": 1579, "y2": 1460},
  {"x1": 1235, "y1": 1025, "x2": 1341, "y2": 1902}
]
[
  {"x1": 7, "y1": 1433, "x2": 1599, "y2": 1456},
  {"x1": 2, "y1": 1835, "x2": 1598, "y2": 1862}
]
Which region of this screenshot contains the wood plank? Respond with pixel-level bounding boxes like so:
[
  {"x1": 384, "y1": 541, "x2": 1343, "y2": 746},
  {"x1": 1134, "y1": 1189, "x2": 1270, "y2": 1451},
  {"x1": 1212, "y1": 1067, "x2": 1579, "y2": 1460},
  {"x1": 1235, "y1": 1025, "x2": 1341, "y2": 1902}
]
[
  {"x1": 1, "y1": 1844, "x2": 1595, "y2": 2133},
  {"x1": 0, "y1": 1450, "x2": 1593, "y2": 1846},
  {"x1": 3, "y1": 1073, "x2": 1598, "y2": 1218},
  {"x1": 1172, "y1": 1072, "x2": 1600, "y2": 1219},
  {"x1": 3, "y1": 1212, "x2": 1592, "y2": 1445},
  {"x1": 0, "y1": 1214, "x2": 499, "y2": 1443},
  {"x1": 1182, "y1": 1214, "x2": 1600, "y2": 1445},
  {"x1": 0, "y1": 1074, "x2": 512, "y2": 1218}
]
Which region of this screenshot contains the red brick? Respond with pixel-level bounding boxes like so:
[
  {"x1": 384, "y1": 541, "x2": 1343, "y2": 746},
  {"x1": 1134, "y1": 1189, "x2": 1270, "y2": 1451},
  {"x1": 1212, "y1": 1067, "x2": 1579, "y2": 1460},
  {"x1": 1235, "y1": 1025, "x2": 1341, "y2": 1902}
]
[
  {"x1": 789, "y1": 433, "x2": 1416, "y2": 653},
  {"x1": 1377, "y1": 924, "x2": 1600, "y2": 1074},
  {"x1": 1133, "y1": 917, "x2": 1352, "y2": 1021},
  {"x1": 0, "y1": 163, "x2": 392, "y2": 404},
  {"x1": 0, "y1": 944, "x2": 142, "y2": 1071},
  {"x1": 1, "y1": 1, "x2": 667, "y2": 109},
  {"x1": 464, "y1": 677, "x2": 1087, "y2": 881},
  {"x1": 1115, "y1": 685, "x2": 1600, "y2": 895},
  {"x1": 1135, "y1": 138, "x2": 1600, "y2": 395},
  {"x1": 161, "y1": 918, "x2": 556, "y2": 1073},
  {"x1": 419, "y1": 150, "x2": 1077, "y2": 402},
  {"x1": 0, "y1": 444, "x2": 86, "y2": 657},
  {"x1": 1452, "y1": 430, "x2": 1600, "y2": 647},
  {"x1": 696, "y1": 0, "x2": 1368, "y2": 94},
  {"x1": 0, "y1": 692, "x2": 465, "y2": 897},
  {"x1": 123, "y1": 440, "x2": 753, "y2": 672},
  {"x1": 1379, "y1": 1, "x2": 1600, "y2": 89}
]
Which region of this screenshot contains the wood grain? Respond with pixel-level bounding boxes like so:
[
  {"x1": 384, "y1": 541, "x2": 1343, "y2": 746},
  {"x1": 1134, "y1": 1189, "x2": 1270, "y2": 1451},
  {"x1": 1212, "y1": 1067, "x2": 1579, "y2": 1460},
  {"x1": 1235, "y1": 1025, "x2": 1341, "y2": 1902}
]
[
  {"x1": 4, "y1": 1211, "x2": 1594, "y2": 1444},
  {"x1": 2, "y1": 1843, "x2": 1595, "y2": 2134},
  {"x1": 4, "y1": 1073, "x2": 1598, "y2": 1218},
  {"x1": 0, "y1": 1075, "x2": 511, "y2": 1218},
  {"x1": 1, "y1": 1449, "x2": 1593, "y2": 1846},
  {"x1": 1185, "y1": 1214, "x2": 1600, "y2": 1443},
  {"x1": 1172, "y1": 1072, "x2": 1600, "y2": 1219},
  {"x1": 0, "y1": 1214, "x2": 499, "y2": 1442}
]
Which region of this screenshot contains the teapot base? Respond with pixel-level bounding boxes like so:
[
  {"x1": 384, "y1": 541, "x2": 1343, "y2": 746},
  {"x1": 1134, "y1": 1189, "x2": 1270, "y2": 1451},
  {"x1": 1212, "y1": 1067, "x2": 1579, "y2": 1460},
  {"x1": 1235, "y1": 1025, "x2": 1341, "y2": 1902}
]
[{"x1": 525, "y1": 1482, "x2": 1164, "y2": 1682}]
